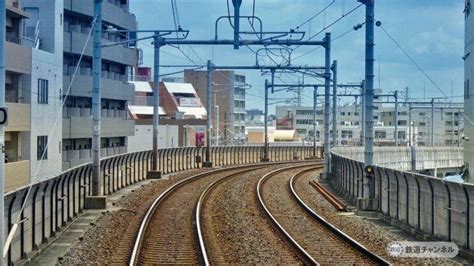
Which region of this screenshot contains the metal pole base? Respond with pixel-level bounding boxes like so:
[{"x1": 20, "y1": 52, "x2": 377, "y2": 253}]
[
  {"x1": 84, "y1": 196, "x2": 107, "y2": 210},
  {"x1": 356, "y1": 197, "x2": 376, "y2": 211},
  {"x1": 147, "y1": 170, "x2": 162, "y2": 179},
  {"x1": 261, "y1": 158, "x2": 270, "y2": 162},
  {"x1": 203, "y1": 161, "x2": 213, "y2": 168},
  {"x1": 320, "y1": 172, "x2": 330, "y2": 180}
]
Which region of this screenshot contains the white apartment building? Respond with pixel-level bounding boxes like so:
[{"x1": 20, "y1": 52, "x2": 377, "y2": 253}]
[
  {"x1": 3, "y1": 0, "x2": 64, "y2": 191},
  {"x1": 61, "y1": 0, "x2": 138, "y2": 170},
  {"x1": 276, "y1": 103, "x2": 463, "y2": 147}
]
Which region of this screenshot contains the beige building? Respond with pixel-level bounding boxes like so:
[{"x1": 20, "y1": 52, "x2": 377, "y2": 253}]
[{"x1": 185, "y1": 69, "x2": 246, "y2": 145}]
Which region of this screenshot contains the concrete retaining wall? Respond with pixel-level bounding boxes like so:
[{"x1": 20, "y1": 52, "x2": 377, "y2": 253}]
[
  {"x1": 330, "y1": 152, "x2": 473, "y2": 251},
  {"x1": 331, "y1": 146, "x2": 463, "y2": 171}
]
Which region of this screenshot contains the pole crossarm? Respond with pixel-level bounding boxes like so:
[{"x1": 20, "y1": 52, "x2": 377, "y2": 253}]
[
  {"x1": 271, "y1": 84, "x2": 324, "y2": 88},
  {"x1": 210, "y1": 65, "x2": 325, "y2": 70}
]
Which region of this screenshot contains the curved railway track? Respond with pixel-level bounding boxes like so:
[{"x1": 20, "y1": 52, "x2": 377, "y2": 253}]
[
  {"x1": 257, "y1": 166, "x2": 390, "y2": 265},
  {"x1": 129, "y1": 161, "x2": 315, "y2": 265},
  {"x1": 129, "y1": 165, "x2": 264, "y2": 265}
]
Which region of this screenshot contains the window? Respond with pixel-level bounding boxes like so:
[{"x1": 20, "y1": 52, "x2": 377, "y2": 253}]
[
  {"x1": 38, "y1": 79, "x2": 49, "y2": 104},
  {"x1": 398, "y1": 120, "x2": 407, "y2": 126},
  {"x1": 341, "y1": 130, "x2": 353, "y2": 139},
  {"x1": 398, "y1": 131, "x2": 406, "y2": 140},
  {"x1": 419, "y1": 122, "x2": 426, "y2": 126},
  {"x1": 375, "y1": 131, "x2": 387, "y2": 139},
  {"x1": 419, "y1": 112, "x2": 426, "y2": 116},
  {"x1": 296, "y1": 110, "x2": 312, "y2": 116},
  {"x1": 37, "y1": 136, "x2": 48, "y2": 160}
]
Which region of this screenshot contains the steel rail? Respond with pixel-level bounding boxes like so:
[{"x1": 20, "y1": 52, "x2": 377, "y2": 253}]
[
  {"x1": 289, "y1": 169, "x2": 391, "y2": 266},
  {"x1": 129, "y1": 160, "x2": 317, "y2": 265},
  {"x1": 195, "y1": 166, "x2": 268, "y2": 265},
  {"x1": 256, "y1": 164, "x2": 323, "y2": 265}
]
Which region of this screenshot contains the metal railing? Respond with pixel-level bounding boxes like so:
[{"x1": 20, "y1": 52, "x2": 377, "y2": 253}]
[
  {"x1": 330, "y1": 151, "x2": 473, "y2": 252},
  {"x1": 5, "y1": 145, "x2": 321, "y2": 264}
]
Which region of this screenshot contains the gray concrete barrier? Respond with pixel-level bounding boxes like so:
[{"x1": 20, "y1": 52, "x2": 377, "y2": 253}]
[{"x1": 330, "y1": 152, "x2": 473, "y2": 252}]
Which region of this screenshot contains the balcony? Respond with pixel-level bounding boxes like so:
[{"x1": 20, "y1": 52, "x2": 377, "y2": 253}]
[
  {"x1": 63, "y1": 116, "x2": 134, "y2": 139},
  {"x1": 101, "y1": 146, "x2": 127, "y2": 157},
  {"x1": 63, "y1": 72, "x2": 134, "y2": 101},
  {"x1": 64, "y1": 0, "x2": 137, "y2": 31},
  {"x1": 63, "y1": 107, "x2": 127, "y2": 119},
  {"x1": 62, "y1": 146, "x2": 127, "y2": 170},
  {"x1": 64, "y1": 30, "x2": 138, "y2": 66},
  {"x1": 234, "y1": 94, "x2": 245, "y2": 101},
  {"x1": 234, "y1": 107, "x2": 246, "y2": 113},
  {"x1": 5, "y1": 160, "x2": 29, "y2": 192},
  {"x1": 6, "y1": 41, "x2": 31, "y2": 74},
  {"x1": 6, "y1": 102, "x2": 30, "y2": 132}
]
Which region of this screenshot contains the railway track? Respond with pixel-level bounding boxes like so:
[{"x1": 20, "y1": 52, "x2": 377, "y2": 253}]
[
  {"x1": 129, "y1": 161, "x2": 314, "y2": 265},
  {"x1": 257, "y1": 166, "x2": 391, "y2": 265}
]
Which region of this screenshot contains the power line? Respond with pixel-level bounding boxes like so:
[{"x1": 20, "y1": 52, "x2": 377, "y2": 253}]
[
  {"x1": 293, "y1": 25, "x2": 357, "y2": 61},
  {"x1": 294, "y1": 0, "x2": 335, "y2": 30},
  {"x1": 305, "y1": 3, "x2": 363, "y2": 42},
  {"x1": 379, "y1": 25, "x2": 449, "y2": 100},
  {"x1": 226, "y1": 0, "x2": 234, "y2": 28}
]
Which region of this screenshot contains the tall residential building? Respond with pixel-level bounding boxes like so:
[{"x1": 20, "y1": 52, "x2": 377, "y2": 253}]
[
  {"x1": 276, "y1": 103, "x2": 463, "y2": 147},
  {"x1": 62, "y1": 0, "x2": 138, "y2": 169},
  {"x1": 184, "y1": 69, "x2": 246, "y2": 145},
  {"x1": 4, "y1": 0, "x2": 63, "y2": 191},
  {"x1": 465, "y1": 0, "x2": 474, "y2": 181}
]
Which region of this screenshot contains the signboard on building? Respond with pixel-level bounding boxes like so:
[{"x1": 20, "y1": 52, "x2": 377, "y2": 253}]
[
  {"x1": 195, "y1": 132, "x2": 205, "y2": 147},
  {"x1": 180, "y1": 97, "x2": 201, "y2": 107}
]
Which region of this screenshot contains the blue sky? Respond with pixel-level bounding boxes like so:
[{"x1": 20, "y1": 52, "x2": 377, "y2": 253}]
[{"x1": 130, "y1": 0, "x2": 464, "y2": 113}]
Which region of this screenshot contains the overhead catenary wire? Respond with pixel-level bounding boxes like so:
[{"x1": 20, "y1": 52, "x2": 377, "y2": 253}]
[
  {"x1": 379, "y1": 25, "x2": 449, "y2": 101},
  {"x1": 293, "y1": 25, "x2": 361, "y2": 61},
  {"x1": 294, "y1": 0, "x2": 336, "y2": 30}
]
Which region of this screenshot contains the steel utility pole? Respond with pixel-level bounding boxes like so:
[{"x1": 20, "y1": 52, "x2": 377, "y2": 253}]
[
  {"x1": 149, "y1": 34, "x2": 162, "y2": 178},
  {"x1": 86, "y1": 0, "x2": 106, "y2": 209},
  {"x1": 331, "y1": 60, "x2": 337, "y2": 147},
  {"x1": 408, "y1": 103, "x2": 412, "y2": 146},
  {"x1": 232, "y1": 0, "x2": 242, "y2": 49},
  {"x1": 431, "y1": 98, "x2": 435, "y2": 147},
  {"x1": 323, "y1": 32, "x2": 331, "y2": 178},
  {"x1": 313, "y1": 86, "x2": 319, "y2": 157},
  {"x1": 458, "y1": 109, "x2": 461, "y2": 147},
  {"x1": 0, "y1": 0, "x2": 5, "y2": 260},
  {"x1": 204, "y1": 60, "x2": 213, "y2": 167},
  {"x1": 362, "y1": 0, "x2": 375, "y2": 209},
  {"x1": 361, "y1": 80, "x2": 365, "y2": 145},
  {"x1": 394, "y1": 90, "x2": 399, "y2": 146},
  {"x1": 263, "y1": 79, "x2": 270, "y2": 162}
]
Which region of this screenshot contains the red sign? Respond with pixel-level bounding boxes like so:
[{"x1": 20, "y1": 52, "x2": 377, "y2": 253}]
[{"x1": 195, "y1": 132, "x2": 205, "y2": 147}]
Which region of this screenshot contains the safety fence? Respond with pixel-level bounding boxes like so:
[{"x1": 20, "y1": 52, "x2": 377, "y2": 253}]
[
  {"x1": 330, "y1": 152, "x2": 473, "y2": 252},
  {"x1": 5, "y1": 145, "x2": 320, "y2": 264}
]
